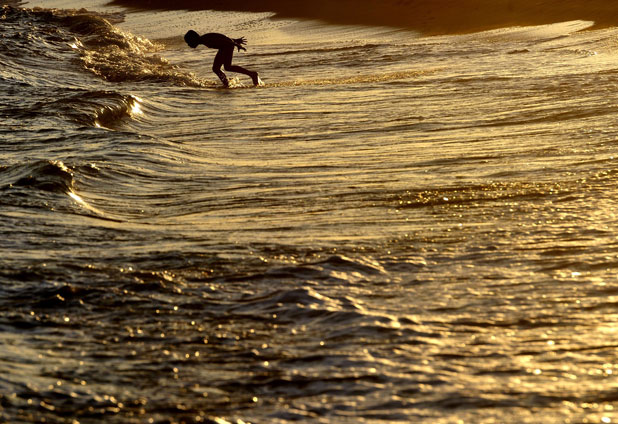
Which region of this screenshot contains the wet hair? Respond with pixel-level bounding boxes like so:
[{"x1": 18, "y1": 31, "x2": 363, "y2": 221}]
[{"x1": 184, "y1": 30, "x2": 200, "y2": 48}]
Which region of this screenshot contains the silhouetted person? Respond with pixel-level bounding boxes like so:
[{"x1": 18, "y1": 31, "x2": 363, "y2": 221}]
[{"x1": 184, "y1": 30, "x2": 260, "y2": 87}]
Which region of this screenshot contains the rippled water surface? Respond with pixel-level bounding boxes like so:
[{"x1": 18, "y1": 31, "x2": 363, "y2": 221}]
[{"x1": 3, "y1": 1, "x2": 618, "y2": 422}]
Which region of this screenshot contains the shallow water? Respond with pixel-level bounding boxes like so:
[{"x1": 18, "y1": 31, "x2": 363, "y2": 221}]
[{"x1": 3, "y1": 1, "x2": 618, "y2": 423}]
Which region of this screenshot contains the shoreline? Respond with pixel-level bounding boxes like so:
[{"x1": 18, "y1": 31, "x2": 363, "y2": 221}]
[{"x1": 107, "y1": 0, "x2": 618, "y2": 35}]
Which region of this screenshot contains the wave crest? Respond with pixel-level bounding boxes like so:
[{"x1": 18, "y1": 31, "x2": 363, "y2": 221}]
[
  {"x1": 1, "y1": 160, "x2": 74, "y2": 194},
  {"x1": 58, "y1": 10, "x2": 209, "y2": 86},
  {"x1": 2, "y1": 5, "x2": 208, "y2": 87}
]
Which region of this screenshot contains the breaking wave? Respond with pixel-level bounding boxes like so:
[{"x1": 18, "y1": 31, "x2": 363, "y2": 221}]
[{"x1": 1, "y1": 5, "x2": 209, "y2": 87}]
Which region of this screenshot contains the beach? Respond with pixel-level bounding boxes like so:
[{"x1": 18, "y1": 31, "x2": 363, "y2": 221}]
[
  {"x1": 111, "y1": 0, "x2": 618, "y2": 34},
  {"x1": 3, "y1": 0, "x2": 618, "y2": 422}
]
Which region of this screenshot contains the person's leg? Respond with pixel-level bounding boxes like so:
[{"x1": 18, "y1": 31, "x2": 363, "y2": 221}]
[
  {"x1": 221, "y1": 46, "x2": 260, "y2": 85},
  {"x1": 212, "y1": 49, "x2": 229, "y2": 87}
]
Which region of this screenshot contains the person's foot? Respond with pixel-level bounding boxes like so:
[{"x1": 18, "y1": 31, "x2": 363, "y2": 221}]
[
  {"x1": 218, "y1": 74, "x2": 230, "y2": 88},
  {"x1": 250, "y1": 71, "x2": 260, "y2": 86}
]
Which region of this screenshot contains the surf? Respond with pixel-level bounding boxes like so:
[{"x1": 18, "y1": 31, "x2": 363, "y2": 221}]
[
  {"x1": 262, "y1": 69, "x2": 434, "y2": 88},
  {"x1": 209, "y1": 70, "x2": 429, "y2": 89},
  {"x1": 6, "y1": 1, "x2": 618, "y2": 424}
]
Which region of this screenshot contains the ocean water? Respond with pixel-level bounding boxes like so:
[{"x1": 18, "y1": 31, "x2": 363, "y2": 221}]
[{"x1": 3, "y1": 1, "x2": 618, "y2": 423}]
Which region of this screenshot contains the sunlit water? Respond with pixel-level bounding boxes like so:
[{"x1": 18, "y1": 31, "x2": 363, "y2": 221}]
[{"x1": 3, "y1": 1, "x2": 618, "y2": 422}]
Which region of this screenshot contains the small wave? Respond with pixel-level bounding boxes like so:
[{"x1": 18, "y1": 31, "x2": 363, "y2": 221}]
[
  {"x1": 53, "y1": 9, "x2": 209, "y2": 86},
  {"x1": 46, "y1": 90, "x2": 144, "y2": 128},
  {"x1": 78, "y1": 43, "x2": 209, "y2": 86},
  {"x1": 262, "y1": 69, "x2": 432, "y2": 88},
  {"x1": 7, "y1": 88, "x2": 145, "y2": 128},
  {"x1": 1, "y1": 160, "x2": 75, "y2": 194},
  {"x1": 56, "y1": 10, "x2": 209, "y2": 86},
  {"x1": 228, "y1": 285, "x2": 407, "y2": 336},
  {"x1": 219, "y1": 254, "x2": 388, "y2": 285},
  {"x1": 2, "y1": 86, "x2": 143, "y2": 129},
  {"x1": 1, "y1": 6, "x2": 208, "y2": 87},
  {"x1": 0, "y1": 160, "x2": 112, "y2": 219}
]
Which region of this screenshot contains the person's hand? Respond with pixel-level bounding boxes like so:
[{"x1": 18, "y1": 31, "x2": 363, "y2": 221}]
[{"x1": 234, "y1": 37, "x2": 247, "y2": 52}]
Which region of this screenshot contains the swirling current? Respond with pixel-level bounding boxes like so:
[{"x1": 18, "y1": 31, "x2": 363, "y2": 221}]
[{"x1": 3, "y1": 1, "x2": 618, "y2": 423}]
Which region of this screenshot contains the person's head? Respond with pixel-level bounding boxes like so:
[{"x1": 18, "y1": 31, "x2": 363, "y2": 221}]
[{"x1": 184, "y1": 30, "x2": 200, "y2": 48}]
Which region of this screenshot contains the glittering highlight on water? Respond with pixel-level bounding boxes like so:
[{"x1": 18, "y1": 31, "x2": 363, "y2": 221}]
[{"x1": 3, "y1": 1, "x2": 618, "y2": 423}]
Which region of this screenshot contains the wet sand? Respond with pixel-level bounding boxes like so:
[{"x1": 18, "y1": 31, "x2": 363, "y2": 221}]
[{"x1": 108, "y1": 0, "x2": 618, "y2": 34}]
